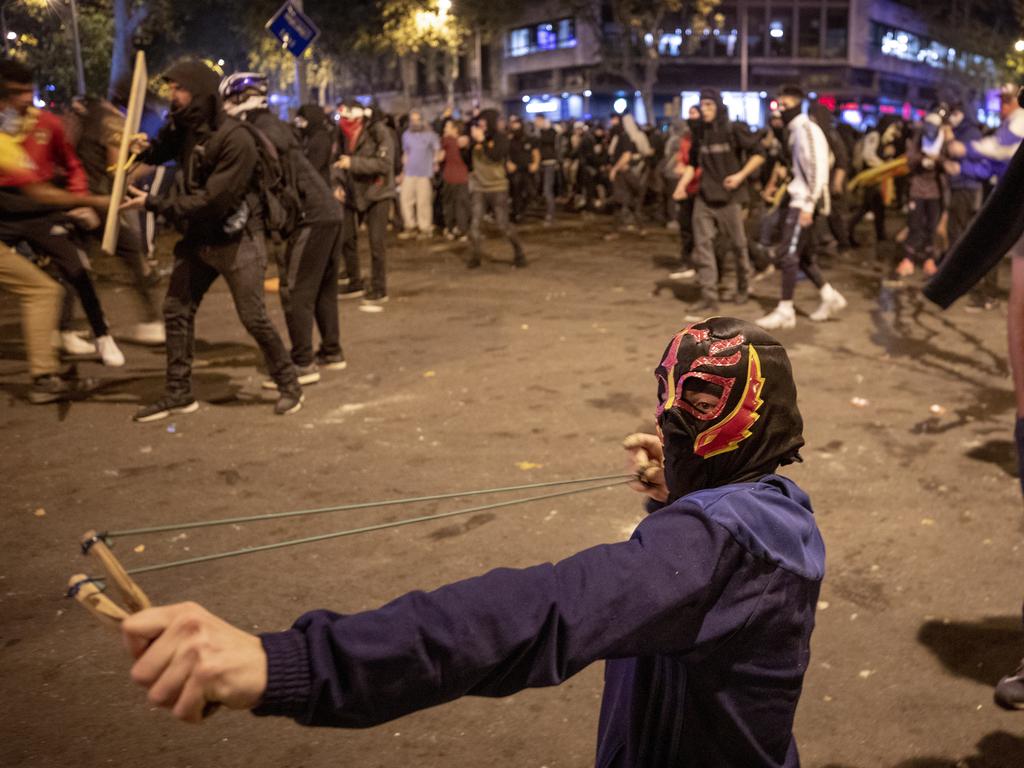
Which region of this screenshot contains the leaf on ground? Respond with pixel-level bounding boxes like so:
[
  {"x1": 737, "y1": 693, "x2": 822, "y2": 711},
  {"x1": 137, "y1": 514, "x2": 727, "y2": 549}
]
[{"x1": 515, "y1": 461, "x2": 543, "y2": 471}]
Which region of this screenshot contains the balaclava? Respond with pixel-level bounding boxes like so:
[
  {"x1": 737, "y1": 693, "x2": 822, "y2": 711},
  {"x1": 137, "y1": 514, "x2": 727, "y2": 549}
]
[
  {"x1": 294, "y1": 103, "x2": 327, "y2": 136},
  {"x1": 161, "y1": 59, "x2": 223, "y2": 132},
  {"x1": 655, "y1": 317, "x2": 804, "y2": 501}
]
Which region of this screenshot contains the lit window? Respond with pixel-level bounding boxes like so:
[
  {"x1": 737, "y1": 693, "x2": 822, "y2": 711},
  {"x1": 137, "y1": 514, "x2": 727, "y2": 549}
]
[
  {"x1": 508, "y1": 27, "x2": 531, "y2": 57},
  {"x1": 537, "y1": 23, "x2": 557, "y2": 51},
  {"x1": 557, "y1": 18, "x2": 576, "y2": 47}
]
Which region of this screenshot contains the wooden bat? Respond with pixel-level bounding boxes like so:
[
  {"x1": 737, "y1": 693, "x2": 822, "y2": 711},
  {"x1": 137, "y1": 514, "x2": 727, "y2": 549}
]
[{"x1": 102, "y1": 50, "x2": 148, "y2": 256}]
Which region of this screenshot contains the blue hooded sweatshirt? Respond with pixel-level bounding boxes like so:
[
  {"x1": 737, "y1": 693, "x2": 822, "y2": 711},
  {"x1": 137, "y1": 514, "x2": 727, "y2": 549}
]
[{"x1": 254, "y1": 473, "x2": 824, "y2": 767}]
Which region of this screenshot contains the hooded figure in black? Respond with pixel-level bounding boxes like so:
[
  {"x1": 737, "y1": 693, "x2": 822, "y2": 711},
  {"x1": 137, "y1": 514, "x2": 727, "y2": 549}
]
[
  {"x1": 127, "y1": 59, "x2": 302, "y2": 422},
  {"x1": 687, "y1": 87, "x2": 765, "y2": 313},
  {"x1": 294, "y1": 104, "x2": 333, "y2": 186}
]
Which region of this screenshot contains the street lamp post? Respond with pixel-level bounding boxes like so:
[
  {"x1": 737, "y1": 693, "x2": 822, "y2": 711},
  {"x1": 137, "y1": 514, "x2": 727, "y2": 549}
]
[{"x1": 67, "y1": 0, "x2": 86, "y2": 97}]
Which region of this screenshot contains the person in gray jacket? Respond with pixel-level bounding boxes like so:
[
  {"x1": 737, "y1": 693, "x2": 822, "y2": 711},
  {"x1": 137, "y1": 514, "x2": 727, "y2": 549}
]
[{"x1": 333, "y1": 100, "x2": 396, "y2": 313}]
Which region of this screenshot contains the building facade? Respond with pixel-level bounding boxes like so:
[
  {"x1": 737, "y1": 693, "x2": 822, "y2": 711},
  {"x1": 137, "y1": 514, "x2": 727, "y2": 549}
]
[{"x1": 344, "y1": 0, "x2": 1002, "y2": 127}]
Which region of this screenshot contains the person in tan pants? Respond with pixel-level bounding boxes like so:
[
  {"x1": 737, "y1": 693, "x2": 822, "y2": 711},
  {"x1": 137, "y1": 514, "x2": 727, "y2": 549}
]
[{"x1": 0, "y1": 242, "x2": 71, "y2": 402}]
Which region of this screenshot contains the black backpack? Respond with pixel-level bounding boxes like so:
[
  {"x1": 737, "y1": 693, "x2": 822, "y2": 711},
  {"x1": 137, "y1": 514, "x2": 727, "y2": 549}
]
[{"x1": 234, "y1": 121, "x2": 303, "y2": 243}]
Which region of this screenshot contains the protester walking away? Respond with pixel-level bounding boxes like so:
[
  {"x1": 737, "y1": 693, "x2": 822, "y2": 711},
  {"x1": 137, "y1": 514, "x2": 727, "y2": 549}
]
[
  {"x1": 895, "y1": 104, "x2": 950, "y2": 278},
  {"x1": 535, "y1": 114, "x2": 559, "y2": 224},
  {"x1": 0, "y1": 84, "x2": 109, "y2": 403},
  {"x1": 120, "y1": 317, "x2": 824, "y2": 768},
  {"x1": 122, "y1": 59, "x2": 303, "y2": 421},
  {"x1": 398, "y1": 109, "x2": 439, "y2": 239},
  {"x1": 0, "y1": 60, "x2": 125, "y2": 367},
  {"x1": 606, "y1": 113, "x2": 651, "y2": 236},
  {"x1": 757, "y1": 85, "x2": 846, "y2": 330},
  {"x1": 437, "y1": 118, "x2": 470, "y2": 239},
  {"x1": 219, "y1": 72, "x2": 346, "y2": 390},
  {"x1": 73, "y1": 81, "x2": 165, "y2": 346},
  {"x1": 293, "y1": 103, "x2": 333, "y2": 186},
  {"x1": 687, "y1": 88, "x2": 765, "y2": 317},
  {"x1": 467, "y1": 109, "x2": 525, "y2": 269},
  {"x1": 333, "y1": 99, "x2": 396, "y2": 312}
]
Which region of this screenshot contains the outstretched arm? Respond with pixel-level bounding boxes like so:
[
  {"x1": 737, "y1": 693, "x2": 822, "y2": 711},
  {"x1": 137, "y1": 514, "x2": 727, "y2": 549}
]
[{"x1": 122, "y1": 508, "x2": 735, "y2": 727}]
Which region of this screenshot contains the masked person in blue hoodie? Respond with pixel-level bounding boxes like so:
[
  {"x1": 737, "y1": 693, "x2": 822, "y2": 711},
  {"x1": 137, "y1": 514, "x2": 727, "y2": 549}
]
[{"x1": 119, "y1": 316, "x2": 825, "y2": 768}]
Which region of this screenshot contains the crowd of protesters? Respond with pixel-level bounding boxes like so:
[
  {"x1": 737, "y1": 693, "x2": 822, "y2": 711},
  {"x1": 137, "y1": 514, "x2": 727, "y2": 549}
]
[{"x1": 2, "y1": 56, "x2": 1023, "y2": 421}]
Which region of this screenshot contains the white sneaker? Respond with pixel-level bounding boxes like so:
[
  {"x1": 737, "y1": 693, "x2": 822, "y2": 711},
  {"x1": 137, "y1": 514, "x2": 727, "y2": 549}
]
[
  {"x1": 125, "y1": 321, "x2": 166, "y2": 345},
  {"x1": 755, "y1": 304, "x2": 796, "y2": 330},
  {"x1": 95, "y1": 335, "x2": 126, "y2": 367},
  {"x1": 60, "y1": 330, "x2": 97, "y2": 355},
  {"x1": 809, "y1": 286, "x2": 848, "y2": 322},
  {"x1": 669, "y1": 268, "x2": 696, "y2": 280}
]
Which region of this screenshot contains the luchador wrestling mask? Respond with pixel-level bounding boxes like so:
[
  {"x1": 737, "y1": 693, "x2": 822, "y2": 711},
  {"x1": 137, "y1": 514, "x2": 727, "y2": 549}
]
[{"x1": 654, "y1": 317, "x2": 804, "y2": 501}]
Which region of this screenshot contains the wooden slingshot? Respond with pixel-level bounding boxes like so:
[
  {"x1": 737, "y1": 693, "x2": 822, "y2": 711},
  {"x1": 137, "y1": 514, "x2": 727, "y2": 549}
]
[{"x1": 68, "y1": 530, "x2": 151, "y2": 629}]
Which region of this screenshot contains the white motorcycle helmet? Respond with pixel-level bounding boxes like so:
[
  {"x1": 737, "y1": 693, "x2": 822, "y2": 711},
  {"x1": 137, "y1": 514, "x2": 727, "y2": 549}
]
[{"x1": 219, "y1": 72, "x2": 269, "y2": 116}]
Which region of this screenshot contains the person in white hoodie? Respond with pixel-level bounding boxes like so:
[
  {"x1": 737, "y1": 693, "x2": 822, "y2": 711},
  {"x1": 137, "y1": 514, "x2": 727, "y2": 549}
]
[{"x1": 756, "y1": 85, "x2": 846, "y2": 330}]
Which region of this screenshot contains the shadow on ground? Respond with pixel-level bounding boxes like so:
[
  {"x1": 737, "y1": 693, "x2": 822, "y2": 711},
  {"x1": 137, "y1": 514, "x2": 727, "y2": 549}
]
[
  {"x1": 822, "y1": 730, "x2": 1024, "y2": 768},
  {"x1": 917, "y1": 616, "x2": 1022, "y2": 687}
]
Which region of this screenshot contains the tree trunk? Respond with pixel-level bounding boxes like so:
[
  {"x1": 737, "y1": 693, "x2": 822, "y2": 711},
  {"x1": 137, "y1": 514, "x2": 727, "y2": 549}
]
[
  {"x1": 445, "y1": 45, "x2": 458, "y2": 109},
  {"x1": 108, "y1": 0, "x2": 148, "y2": 99}
]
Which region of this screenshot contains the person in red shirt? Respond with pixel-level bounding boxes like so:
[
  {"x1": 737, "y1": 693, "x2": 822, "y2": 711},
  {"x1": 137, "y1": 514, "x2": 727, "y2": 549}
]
[
  {"x1": 436, "y1": 118, "x2": 470, "y2": 240},
  {"x1": 669, "y1": 122, "x2": 701, "y2": 280},
  {"x1": 0, "y1": 73, "x2": 109, "y2": 402},
  {"x1": 0, "y1": 60, "x2": 124, "y2": 366}
]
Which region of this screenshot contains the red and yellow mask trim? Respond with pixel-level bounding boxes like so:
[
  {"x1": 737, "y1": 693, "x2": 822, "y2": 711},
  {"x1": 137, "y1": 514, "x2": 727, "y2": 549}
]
[{"x1": 693, "y1": 345, "x2": 765, "y2": 458}]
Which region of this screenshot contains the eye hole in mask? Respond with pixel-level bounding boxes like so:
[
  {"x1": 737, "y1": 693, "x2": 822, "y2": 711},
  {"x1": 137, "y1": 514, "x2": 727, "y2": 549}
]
[{"x1": 682, "y1": 378, "x2": 724, "y2": 417}]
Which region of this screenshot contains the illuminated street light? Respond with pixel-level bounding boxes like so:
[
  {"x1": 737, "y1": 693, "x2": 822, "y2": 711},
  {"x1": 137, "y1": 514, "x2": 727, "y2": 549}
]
[
  {"x1": 1015, "y1": 39, "x2": 1024, "y2": 53},
  {"x1": 6, "y1": 30, "x2": 14, "y2": 41}
]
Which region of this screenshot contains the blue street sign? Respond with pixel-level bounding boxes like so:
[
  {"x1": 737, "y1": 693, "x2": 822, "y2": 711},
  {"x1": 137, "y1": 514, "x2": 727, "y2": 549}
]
[{"x1": 265, "y1": 1, "x2": 320, "y2": 58}]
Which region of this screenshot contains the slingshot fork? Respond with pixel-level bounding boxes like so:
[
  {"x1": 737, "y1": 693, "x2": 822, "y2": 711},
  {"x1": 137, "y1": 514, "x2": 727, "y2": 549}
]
[{"x1": 68, "y1": 529, "x2": 151, "y2": 629}]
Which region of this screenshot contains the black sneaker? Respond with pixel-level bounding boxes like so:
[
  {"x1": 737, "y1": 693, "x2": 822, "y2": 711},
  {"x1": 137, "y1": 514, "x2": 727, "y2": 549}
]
[
  {"x1": 29, "y1": 371, "x2": 75, "y2": 404},
  {"x1": 134, "y1": 394, "x2": 199, "y2": 423},
  {"x1": 359, "y1": 293, "x2": 389, "y2": 313},
  {"x1": 513, "y1": 250, "x2": 527, "y2": 269},
  {"x1": 466, "y1": 256, "x2": 482, "y2": 269},
  {"x1": 339, "y1": 284, "x2": 365, "y2": 300},
  {"x1": 262, "y1": 364, "x2": 320, "y2": 389},
  {"x1": 315, "y1": 352, "x2": 348, "y2": 371},
  {"x1": 995, "y1": 659, "x2": 1024, "y2": 710},
  {"x1": 274, "y1": 387, "x2": 304, "y2": 416}
]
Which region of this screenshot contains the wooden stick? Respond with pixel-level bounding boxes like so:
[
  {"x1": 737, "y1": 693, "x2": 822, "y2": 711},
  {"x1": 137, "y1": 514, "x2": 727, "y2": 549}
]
[
  {"x1": 68, "y1": 574, "x2": 129, "y2": 629},
  {"x1": 102, "y1": 50, "x2": 147, "y2": 255},
  {"x1": 81, "y1": 530, "x2": 151, "y2": 613}
]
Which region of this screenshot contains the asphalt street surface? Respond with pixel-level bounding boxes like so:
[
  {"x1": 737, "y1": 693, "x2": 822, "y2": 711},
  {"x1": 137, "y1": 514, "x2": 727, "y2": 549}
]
[{"x1": 2, "y1": 215, "x2": 1023, "y2": 767}]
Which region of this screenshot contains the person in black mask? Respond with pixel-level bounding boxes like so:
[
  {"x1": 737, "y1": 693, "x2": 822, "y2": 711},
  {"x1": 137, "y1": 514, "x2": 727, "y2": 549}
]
[
  {"x1": 688, "y1": 88, "x2": 765, "y2": 317},
  {"x1": 122, "y1": 59, "x2": 303, "y2": 421},
  {"x1": 119, "y1": 316, "x2": 824, "y2": 768},
  {"x1": 756, "y1": 85, "x2": 846, "y2": 330},
  {"x1": 293, "y1": 103, "x2": 333, "y2": 186}
]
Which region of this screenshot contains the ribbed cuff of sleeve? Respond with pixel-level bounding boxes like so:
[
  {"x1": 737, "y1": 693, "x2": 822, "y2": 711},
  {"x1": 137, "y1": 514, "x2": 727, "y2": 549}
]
[{"x1": 252, "y1": 630, "x2": 311, "y2": 719}]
